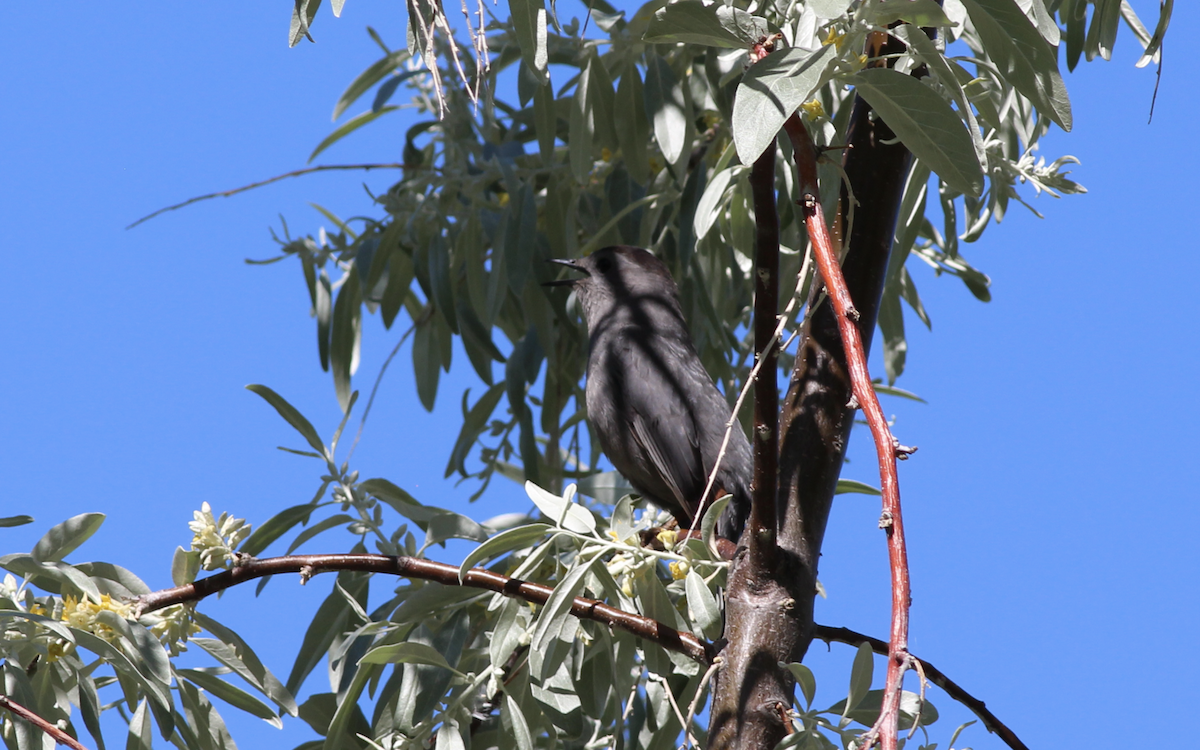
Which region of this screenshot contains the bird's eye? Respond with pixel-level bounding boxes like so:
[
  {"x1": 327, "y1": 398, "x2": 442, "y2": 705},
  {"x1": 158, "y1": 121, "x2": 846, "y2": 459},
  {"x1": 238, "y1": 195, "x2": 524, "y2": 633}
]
[{"x1": 594, "y1": 256, "x2": 613, "y2": 273}]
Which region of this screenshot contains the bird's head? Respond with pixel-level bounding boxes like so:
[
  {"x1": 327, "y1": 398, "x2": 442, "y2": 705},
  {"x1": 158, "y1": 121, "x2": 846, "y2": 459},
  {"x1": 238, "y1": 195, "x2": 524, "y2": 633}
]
[{"x1": 545, "y1": 246, "x2": 679, "y2": 325}]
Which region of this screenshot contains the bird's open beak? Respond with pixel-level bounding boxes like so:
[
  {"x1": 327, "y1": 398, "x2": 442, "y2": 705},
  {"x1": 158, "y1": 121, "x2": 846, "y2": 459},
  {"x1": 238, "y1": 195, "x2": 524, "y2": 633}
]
[{"x1": 543, "y1": 258, "x2": 588, "y2": 287}]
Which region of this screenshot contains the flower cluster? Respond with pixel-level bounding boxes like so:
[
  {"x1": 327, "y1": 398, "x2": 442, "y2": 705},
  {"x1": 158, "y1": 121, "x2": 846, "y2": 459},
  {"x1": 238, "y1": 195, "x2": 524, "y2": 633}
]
[
  {"x1": 144, "y1": 604, "x2": 203, "y2": 656},
  {"x1": 61, "y1": 593, "x2": 134, "y2": 642},
  {"x1": 189, "y1": 502, "x2": 252, "y2": 571}
]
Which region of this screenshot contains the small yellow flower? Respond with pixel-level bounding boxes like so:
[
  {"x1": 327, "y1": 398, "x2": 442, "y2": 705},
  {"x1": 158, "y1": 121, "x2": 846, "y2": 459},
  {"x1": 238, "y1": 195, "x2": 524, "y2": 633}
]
[
  {"x1": 29, "y1": 603, "x2": 47, "y2": 616},
  {"x1": 668, "y1": 560, "x2": 690, "y2": 580},
  {"x1": 800, "y1": 99, "x2": 826, "y2": 120},
  {"x1": 61, "y1": 594, "x2": 134, "y2": 642},
  {"x1": 46, "y1": 640, "x2": 71, "y2": 662},
  {"x1": 822, "y1": 28, "x2": 847, "y2": 50},
  {"x1": 620, "y1": 575, "x2": 635, "y2": 598},
  {"x1": 656, "y1": 529, "x2": 678, "y2": 550}
]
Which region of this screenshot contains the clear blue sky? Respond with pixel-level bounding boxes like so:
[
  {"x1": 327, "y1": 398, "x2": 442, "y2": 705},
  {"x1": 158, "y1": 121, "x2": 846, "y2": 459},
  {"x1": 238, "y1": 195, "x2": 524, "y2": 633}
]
[{"x1": 1, "y1": 3, "x2": 1196, "y2": 749}]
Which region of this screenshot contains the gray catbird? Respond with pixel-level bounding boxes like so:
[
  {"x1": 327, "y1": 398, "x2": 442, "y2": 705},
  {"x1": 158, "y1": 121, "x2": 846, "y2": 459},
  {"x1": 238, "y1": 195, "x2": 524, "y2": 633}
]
[{"x1": 547, "y1": 245, "x2": 752, "y2": 543}]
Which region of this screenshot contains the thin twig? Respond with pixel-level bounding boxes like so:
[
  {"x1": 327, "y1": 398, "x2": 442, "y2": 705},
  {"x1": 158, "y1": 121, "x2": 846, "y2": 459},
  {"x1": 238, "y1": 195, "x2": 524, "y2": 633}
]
[
  {"x1": 134, "y1": 553, "x2": 714, "y2": 664},
  {"x1": 649, "y1": 672, "x2": 694, "y2": 748},
  {"x1": 783, "y1": 115, "x2": 911, "y2": 750},
  {"x1": 812, "y1": 625, "x2": 1030, "y2": 750},
  {"x1": 0, "y1": 695, "x2": 88, "y2": 750},
  {"x1": 347, "y1": 322, "x2": 417, "y2": 461},
  {"x1": 693, "y1": 219, "x2": 813, "y2": 543},
  {"x1": 683, "y1": 660, "x2": 721, "y2": 749},
  {"x1": 126, "y1": 163, "x2": 409, "y2": 229}
]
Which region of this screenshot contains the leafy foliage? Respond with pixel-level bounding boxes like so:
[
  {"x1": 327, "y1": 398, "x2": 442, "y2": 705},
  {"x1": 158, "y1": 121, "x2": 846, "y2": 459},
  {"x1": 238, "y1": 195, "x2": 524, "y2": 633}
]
[{"x1": 0, "y1": 1, "x2": 1172, "y2": 750}]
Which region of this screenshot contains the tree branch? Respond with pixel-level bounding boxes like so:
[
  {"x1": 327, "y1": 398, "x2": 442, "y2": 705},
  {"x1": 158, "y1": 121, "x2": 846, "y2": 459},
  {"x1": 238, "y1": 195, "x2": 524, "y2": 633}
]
[
  {"x1": 784, "y1": 113, "x2": 913, "y2": 750},
  {"x1": 0, "y1": 694, "x2": 88, "y2": 750},
  {"x1": 749, "y1": 137, "x2": 781, "y2": 560},
  {"x1": 135, "y1": 553, "x2": 713, "y2": 664},
  {"x1": 125, "y1": 163, "x2": 410, "y2": 229},
  {"x1": 812, "y1": 626, "x2": 1030, "y2": 750}
]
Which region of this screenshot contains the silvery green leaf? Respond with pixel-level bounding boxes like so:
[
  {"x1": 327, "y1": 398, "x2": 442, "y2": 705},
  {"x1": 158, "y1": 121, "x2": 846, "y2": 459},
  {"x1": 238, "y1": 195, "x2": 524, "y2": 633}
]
[
  {"x1": 684, "y1": 569, "x2": 721, "y2": 640},
  {"x1": 32, "y1": 512, "x2": 105, "y2": 563},
  {"x1": 732, "y1": 45, "x2": 835, "y2": 166},
  {"x1": 246, "y1": 385, "x2": 327, "y2": 457},
  {"x1": 847, "y1": 68, "x2": 984, "y2": 197},
  {"x1": 644, "y1": 2, "x2": 769, "y2": 48},
  {"x1": 959, "y1": 0, "x2": 1072, "y2": 130},
  {"x1": 643, "y1": 53, "x2": 690, "y2": 168},
  {"x1": 525, "y1": 481, "x2": 596, "y2": 534},
  {"x1": 457, "y1": 523, "x2": 550, "y2": 581}
]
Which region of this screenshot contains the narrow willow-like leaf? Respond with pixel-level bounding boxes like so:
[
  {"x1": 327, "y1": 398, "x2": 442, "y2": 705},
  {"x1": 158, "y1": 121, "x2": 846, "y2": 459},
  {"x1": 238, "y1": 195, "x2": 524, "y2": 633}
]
[
  {"x1": 615, "y1": 63, "x2": 649, "y2": 183},
  {"x1": 847, "y1": 68, "x2": 984, "y2": 197},
  {"x1": 127, "y1": 697, "x2": 153, "y2": 750},
  {"x1": 959, "y1": 0, "x2": 1072, "y2": 130},
  {"x1": 835, "y1": 479, "x2": 882, "y2": 496},
  {"x1": 645, "y1": 2, "x2": 769, "y2": 48},
  {"x1": 316, "y1": 269, "x2": 332, "y2": 370},
  {"x1": 505, "y1": 695, "x2": 535, "y2": 750},
  {"x1": 511, "y1": 0, "x2": 549, "y2": 82},
  {"x1": 877, "y1": 283, "x2": 907, "y2": 384},
  {"x1": 333, "y1": 51, "x2": 408, "y2": 120},
  {"x1": 308, "y1": 106, "x2": 399, "y2": 162},
  {"x1": 643, "y1": 53, "x2": 689, "y2": 168},
  {"x1": 193, "y1": 612, "x2": 297, "y2": 714},
  {"x1": 413, "y1": 318, "x2": 440, "y2": 411},
  {"x1": 424, "y1": 511, "x2": 488, "y2": 548},
  {"x1": 246, "y1": 385, "x2": 326, "y2": 456},
  {"x1": 525, "y1": 482, "x2": 596, "y2": 534},
  {"x1": 529, "y1": 558, "x2": 595, "y2": 678},
  {"x1": 31, "y1": 512, "x2": 104, "y2": 563},
  {"x1": 732, "y1": 44, "x2": 835, "y2": 166},
  {"x1": 457, "y1": 523, "x2": 550, "y2": 581},
  {"x1": 285, "y1": 514, "x2": 356, "y2": 555},
  {"x1": 786, "y1": 662, "x2": 817, "y2": 707},
  {"x1": 871, "y1": 0, "x2": 953, "y2": 26},
  {"x1": 330, "y1": 269, "x2": 362, "y2": 413},
  {"x1": 289, "y1": 0, "x2": 321, "y2": 47},
  {"x1": 241, "y1": 504, "x2": 316, "y2": 557},
  {"x1": 846, "y1": 641, "x2": 875, "y2": 715},
  {"x1": 177, "y1": 669, "x2": 282, "y2": 724},
  {"x1": 534, "y1": 78, "x2": 557, "y2": 165},
  {"x1": 684, "y1": 568, "x2": 721, "y2": 640},
  {"x1": 360, "y1": 642, "x2": 460, "y2": 673},
  {"x1": 569, "y1": 63, "x2": 594, "y2": 185},
  {"x1": 446, "y1": 382, "x2": 507, "y2": 477}
]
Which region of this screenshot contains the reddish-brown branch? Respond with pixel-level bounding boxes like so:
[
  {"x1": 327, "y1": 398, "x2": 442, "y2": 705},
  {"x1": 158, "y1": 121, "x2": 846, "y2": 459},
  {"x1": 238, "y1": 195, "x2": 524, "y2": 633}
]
[
  {"x1": 748, "y1": 137, "x2": 781, "y2": 560},
  {"x1": 0, "y1": 695, "x2": 88, "y2": 750},
  {"x1": 135, "y1": 554, "x2": 713, "y2": 664},
  {"x1": 783, "y1": 115, "x2": 912, "y2": 750},
  {"x1": 812, "y1": 626, "x2": 1030, "y2": 750}
]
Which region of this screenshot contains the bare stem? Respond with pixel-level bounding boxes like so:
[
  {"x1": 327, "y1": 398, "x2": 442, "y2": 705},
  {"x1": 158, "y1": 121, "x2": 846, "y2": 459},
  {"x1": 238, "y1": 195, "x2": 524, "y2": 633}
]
[
  {"x1": 135, "y1": 553, "x2": 713, "y2": 664},
  {"x1": 126, "y1": 163, "x2": 410, "y2": 229},
  {"x1": 0, "y1": 694, "x2": 88, "y2": 750},
  {"x1": 813, "y1": 625, "x2": 1030, "y2": 750},
  {"x1": 783, "y1": 115, "x2": 912, "y2": 750}
]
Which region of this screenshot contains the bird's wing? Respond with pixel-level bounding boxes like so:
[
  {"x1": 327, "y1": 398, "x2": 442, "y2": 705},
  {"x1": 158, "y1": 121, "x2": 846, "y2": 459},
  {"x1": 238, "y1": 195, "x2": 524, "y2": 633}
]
[{"x1": 621, "y1": 337, "x2": 709, "y2": 523}]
